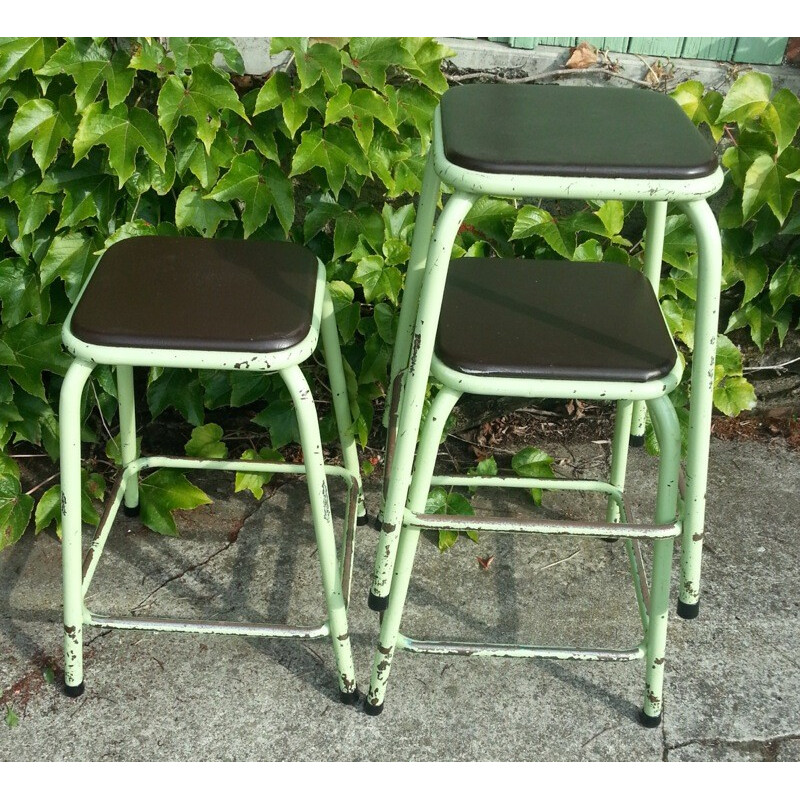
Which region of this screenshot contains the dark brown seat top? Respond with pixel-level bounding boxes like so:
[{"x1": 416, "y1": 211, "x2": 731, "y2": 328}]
[
  {"x1": 440, "y1": 84, "x2": 718, "y2": 180},
  {"x1": 70, "y1": 236, "x2": 319, "y2": 353},
  {"x1": 435, "y1": 258, "x2": 677, "y2": 383}
]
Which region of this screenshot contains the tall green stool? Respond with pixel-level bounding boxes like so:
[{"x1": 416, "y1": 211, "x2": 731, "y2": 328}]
[
  {"x1": 59, "y1": 236, "x2": 365, "y2": 703},
  {"x1": 366, "y1": 85, "x2": 722, "y2": 725}
]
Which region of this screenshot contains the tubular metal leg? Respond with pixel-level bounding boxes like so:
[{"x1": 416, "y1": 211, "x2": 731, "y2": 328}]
[
  {"x1": 631, "y1": 201, "x2": 668, "y2": 447},
  {"x1": 381, "y1": 153, "x2": 441, "y2": 430},
  {"x1": 676, "y1": 199, "x2": 722, "y2": 619},
  {"x1": 116, "y1": 365, "x2": 139, "y2": 514},
  {"x1": 607, "y1": 399, "x2": 634, "y2": 524},
  {"x1": 640, "y1": 394, "x2": 681, "y2": 726},
  {"x1": 368, "y1": 192, "x2": 475, "y2": 612},
  {"x1": 280, "y1": 365, "x2": 358, "y2": 701},
  {"x1": 366, "y1": 386, "x2": 462, "y2": 714},
  {"x1": 60, "y1": 358, "x2": 95, "y2": 696},
  {"x1": 320, "y1": 287, "x2": 366, "y2": 523}
]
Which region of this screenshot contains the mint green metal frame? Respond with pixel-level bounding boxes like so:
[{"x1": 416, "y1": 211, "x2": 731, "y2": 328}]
[
  {"x1": 367, "y1": 107, "x2": 722, "y2": 720},
  {"x1": 60, "y1": 260, "x2": 363, "y2": 699}
]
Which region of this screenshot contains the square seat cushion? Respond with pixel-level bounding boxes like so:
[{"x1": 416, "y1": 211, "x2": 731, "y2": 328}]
[
  {"x1": 439, "y1": 84, "x2": 718, "y2": 181},
  {"x1": 69, "y1": 236, "x2": 320, "y2": 353},
  {"x1": 435, "y1": 258, "x2": 677, "y2": 383}
]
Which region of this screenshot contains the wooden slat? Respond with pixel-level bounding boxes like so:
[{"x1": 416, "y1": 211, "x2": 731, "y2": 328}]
[
  {"x1": 627, "y1": 37, "x2": 685, "y2": 57},
  {"x1": 538, "y1": 37, "x2": 578, "y2": 47},
  {"x1": 509, "y1": 37, "x2": 539, "y2": 49},
  {"x1": 733, "y1": 37, "x2": 789, "y2": 65},
  {"x1": 680, "y1": 37, "x2": 737, "y2": 61},
  {"x1": 581, "y1": 37, "x2": 630, "y2": 52}
]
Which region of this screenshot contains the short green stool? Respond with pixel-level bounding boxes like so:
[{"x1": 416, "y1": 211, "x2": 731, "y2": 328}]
[
  {"x1": 366, "y1": 84, "x2": 723, "y2": 725},
  {"x1": 59, "y1": 235, "x2": 365, "y2": 703}
]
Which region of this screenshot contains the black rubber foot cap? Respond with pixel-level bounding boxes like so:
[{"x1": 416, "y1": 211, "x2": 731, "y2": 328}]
[
  {"x1": 364, "y1": 701, "x2": 384, "y2": 717},
  {"x1": 601, "y1": 537, "x2": 619, "y2": 543},
  {"x1": 677, "y1": 599, "x2": 700, "y2": 620},
  {"x1": 368, "y1": 592, "x2": 389, "y2": 612},
  {"x1": 638, "y1": 709, "x2": 662, "y2": 728},
  {"x1": 123, "y1": 503, "x2": 140, "y2": 518},
  {"x1": 630, "y1": 434, "x2": 645, "y2": 448},
  {"x1": 339, "y1": 687, "x2": 360, "y2": 705},
  {"x1": 356, "y1": 513, "x2": 369, "y2": 527},
  {"x1": 371, "y1": 514, "x2": 383, "y2": 533},
  {"x1": 64, "y1": 681, "x2": 85, "y2": 698}
]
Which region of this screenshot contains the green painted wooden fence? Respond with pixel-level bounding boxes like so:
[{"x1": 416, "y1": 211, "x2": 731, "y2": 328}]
[{"x1": 488, "y1": 37, "x2": 790, "y2": 65}]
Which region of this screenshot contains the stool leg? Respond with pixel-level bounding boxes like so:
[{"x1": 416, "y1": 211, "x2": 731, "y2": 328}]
[
  {"x1": 381, "y1": 153, "x2": 441, "y2": 430},
  {"x1": 116, "y1": 365, "x2": 139, "y2": 515},
  {"x1": 60, "y1": 358, "x2": 95, "y2": 697},
  {"x1": 640, "y1": 395, "x2": 680, "y2": 727},
  {"x1": 630, "y1": 201, "x2": 668, "y2": 448},
  {"x1": 369, "y1": 191, "x2": 475, "y2": 612},
  {"x1": 606, "y1": 399, "x2": 634, "y2": 524},
  {"x1": 677, "y1": 199, "x2": 722, "y2": 619},
  {"x1": 319, "y1": 286, "x2": 365, "y2": 525},
  {"x1": 280, "y1": 365, "x2": 358, "y2": 702},
  {"x1": 366, "y1": 386, "x2": 461, "y2": 715}
]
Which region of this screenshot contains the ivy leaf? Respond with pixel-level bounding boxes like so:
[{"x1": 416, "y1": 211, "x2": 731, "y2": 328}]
[
  {"x1": 742, "y1": 148, "x2": 800, "y2": 224},
  {"x1": 175, "y1": 185, "x2": 235, "y2": 237},
  {"x1": 16, "y1": 193, "x2": 55, "y2": 238},
  {"x1": 235, "y1": 447, "x2": 284, "y2": 500},
  {"x1": 763, "y1": 88, "x2": 800, "y2": 154},
  {"x1": 714, "y1": 333, "x2": 744, "y2": 377},
  {"x1": 511, "y1": 446, "x2": 555, "y2": 505},
  {"x1": 157, "y1": 64, "x2": 247, "y2": 153},
  {"x1": 0, "y1": 473, "x2": 33, "y2": 551},
  {"x1": 139, "y1": 469, "x2": 212, "y2": 537},
  {"x1": 128, "y1": 38, "x2": 175, "y2": 75},
  {"x1": 717, "y1": 72, "x2": 773, "y2": 125},
  {"x1": 328, "y1": 280, "x2": 359, "y2": 344},
  {"x1": 73, "y1": 102, "x2": 167, "y2": 187},
  {"x1": 55, "y1": 171, "x2": 117, "y2": 230},
  {"x1": 40, "y1": 40, "x2": 134, "y2": 110},
  {"x1": 0, "y1": 258, "x2": 44, "y2": 326},
  {"x1": 351, "y1": 255, "x2": 402, "y2": 304},
  {"x1": 468, "y1": 455, "x2": 498, "y2": 477},
  {"x1": 359, "y1": 333, "x2": 391, "y2": 384},
  {"x1": 373, "y1": 302, "x2": 397, "y2": 344},
  {"x1": 34, "y1": 471, "x2": 106, "y2": 537},
  {"x1": 463, "y1": 198, "x2": 515, "y2": 246},
  {"x1": 333, "y1": 206, "x2": 384, "y2": 260},
  {"x1": 0, "y1": 37, "x2": 57, "y2": 83},
  {"x1": 172, "y1": 119, "x2": 230, "y2": 189},
  {"x1": 253, "y1": 399, "x2": 299, "y2": 449},
  {"x1": 573, "y1": 239, "x2": 604, "y2": 262},
  {"x1": 294, "y1": 41, "x2": 343, "y2": 92},
  {"x1": 8, "y1": 97, "x2": 77, "y2": 172},
  {"x1": 205, "y1": 151, "x2": 294, "y2": 236},
  {"x1": 425, "y1": 487, "x2": 476, "y2": 552},
  {"x1": 170, "y1": 37, "x2": 244, "y2": 75},
  {"x1": 670, "y1": 80, "x2": 724, "y2": 140},
  {"x1": 184, "y1": 423, "x2": 228, "y2": 459},
  {"x1": 325, "y1": 84, "x2": 397, "y2": 151},
  {"x1": 291, "y1": 127, "x2": 370, "y2": 198},
  {"x1": 661, "y1": 214, "x2": 698, "y2": 272},
  {"x1": 510, "y1": 205, "x2": 571, "y2": 258},
  {"x1": 345, "y1": 38, "x2": 411, "y2": 90},
  {"x1": 39, "y1": 232, "x2": 96, "y2": 300},
  {"x1": 594, "y1": 200, "x2": 625, "y2": 238},
  {"x1": 402, "y1": 38, "x2": 454, "y2": 94},
  {"x1": 386, "y1": 84, "x2": 438, "y2": 151},
  {"x1": 768, "y1": 260, "x2": 800, "y2": 314},
  {"x1": 253, "y1": 71, "x2": 316, "y2": 138},
  {"x1": 2, "y1": 320, "x2": 70, "y2": 399},
  {"x1": 147, "y1": 368, "x2": 204, "y2": 426},
  {"x1": 713, "y1": 369, "x2": 757, "y2": 417}
]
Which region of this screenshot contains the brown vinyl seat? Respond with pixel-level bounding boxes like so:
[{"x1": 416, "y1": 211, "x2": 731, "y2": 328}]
[
  {"x1": 440, "y1": 84, "x2": 717, "y2": 181},
  {"x1": 435, "y1": 258, "x2": 677, "y2": 383},
  {"x1": 70, "y1": 236, "x2": 319, "y2": 353}
]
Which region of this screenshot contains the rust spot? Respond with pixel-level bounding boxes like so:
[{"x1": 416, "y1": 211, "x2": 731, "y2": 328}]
[
  {"x1": 340, "y1": 673, "x2": 356, "y2": 693},
  {"x1": 692, "y1": 533, "x2": 704, "y2": 542},
  {"x1": 337, "y1": 632, "x2": 349, "y2": 642},
  {"x1": 409, "y1": 333, "x2": 421, "y2": 370},
  {"x1": 378, "y1": 644, "x2": 392, "y2": 655},
  {"x1": 654, "y1": 657, "x2": 665, "y2": 666},
  {"x1": 381, "y1": 522, "x2": 396, "y2": 534}
]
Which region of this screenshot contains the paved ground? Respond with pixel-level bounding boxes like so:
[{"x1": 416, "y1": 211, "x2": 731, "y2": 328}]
[{"x1": 1, "y1": 435, "x2": 798, "y2": 761}]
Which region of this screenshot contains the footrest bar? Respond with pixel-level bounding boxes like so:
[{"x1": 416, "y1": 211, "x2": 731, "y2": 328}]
[
  {"x1": 428, "y1": 475, "x2": 623, "y2": 501},
  {"x1": 397, "y1": 634, "x2": 644, "y2": 662},
  {"x1": 404, "y1": 511, "x2": 680, "y2": 539},
  {"x1": 87, "y1": 612, "x2": 329, "y2": 639}
]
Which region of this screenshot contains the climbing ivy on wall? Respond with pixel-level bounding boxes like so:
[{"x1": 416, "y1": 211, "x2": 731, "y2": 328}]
[{"x1": 0, "y1": 36, "x2": 798, "y2": 551}]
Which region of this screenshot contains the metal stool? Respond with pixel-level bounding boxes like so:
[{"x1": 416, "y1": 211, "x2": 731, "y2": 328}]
[
  {"x1": 59, "y1": 236, "x2": 365, "y2": 703},
  {"x1": 366, "y1": 84, "x2": 722, "y2": 725}
]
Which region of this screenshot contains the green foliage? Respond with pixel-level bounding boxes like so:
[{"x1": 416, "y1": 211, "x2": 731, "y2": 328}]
[
  {"x1": 511, "y1": 446, "x2": 556, "y2": 505},
  {"x1": 0, "y1": 37, "x2": 798, "y2": 553},
  {"x1": 425, "y1": 486, "x2": 478, "y2": 552}
]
